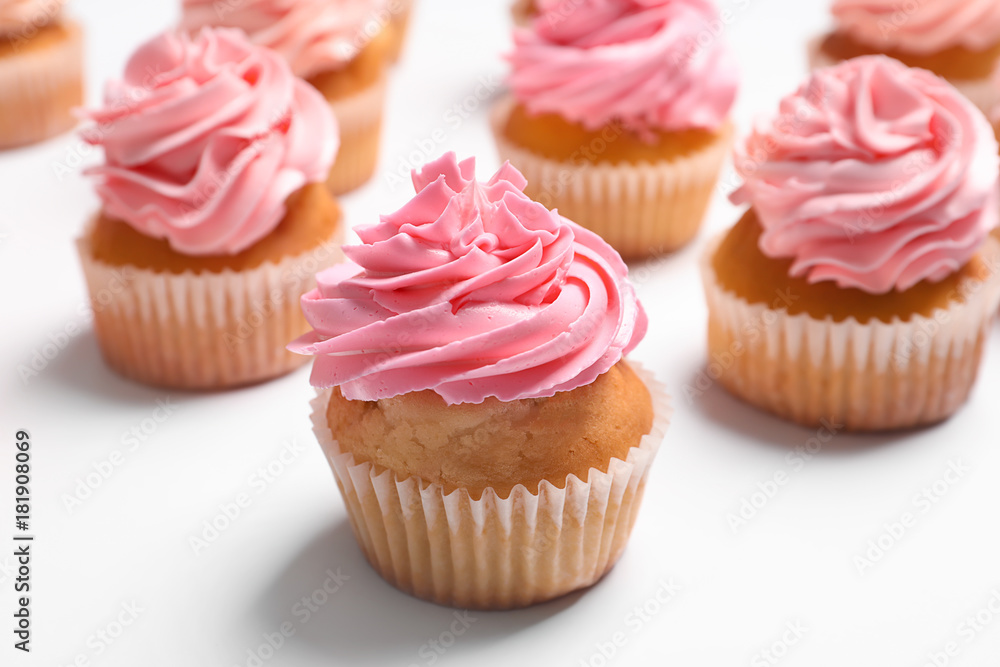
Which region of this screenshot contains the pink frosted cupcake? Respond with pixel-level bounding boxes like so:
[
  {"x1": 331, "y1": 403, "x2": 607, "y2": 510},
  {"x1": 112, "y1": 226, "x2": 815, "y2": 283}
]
[
  {"x1": 77, "y1": 29, "x2": 343, "y2": 389},
  {"x1": 492, "y1": 0, "x2": 738, "y2": 258},
  {"x1": 703, "y1": 56, "x2": 1000, "y2": 430},
  {"x1": 290, "y1": 153, "x2": 669, "y2": 609},
  {"x1": 181, "y1": 0, "x2": 390, "y2": 194},
  {"x1": 811, "y1": 0, "x2": 1000, "y2": 113},
  {"x1": 0, "y1": 0, "x2": 83, "y2": 148}
]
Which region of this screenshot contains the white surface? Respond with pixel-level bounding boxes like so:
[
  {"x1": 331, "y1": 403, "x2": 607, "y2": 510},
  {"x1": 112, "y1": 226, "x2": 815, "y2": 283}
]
[{"x1": 3, "y1": 1, "x2": 1000, "y2": 666}]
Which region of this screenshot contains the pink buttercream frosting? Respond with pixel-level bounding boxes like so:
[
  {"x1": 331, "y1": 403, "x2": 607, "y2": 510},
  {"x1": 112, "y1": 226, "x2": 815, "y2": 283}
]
[
  {"x1": 507, "y1": 0, "x2": 738, "y2": 135},
  {"x1": 832, "y1": 0, "x2": 1000, "y2": 56},
  {"x1": 0, "y1": 0, "x2": 64, "y2": 35},
  {"x1": 180, "y1": 0, "x2": 388, "y2": 80},
  {"x1": 82, "y1": 28, "x2": 337, "y2": 257},
  {"x1": 732, "y1": 56, "x2": 999, "y2": 295},
  {"x1": 289, "y1": 153, "x2": 648, "y2": 405}
]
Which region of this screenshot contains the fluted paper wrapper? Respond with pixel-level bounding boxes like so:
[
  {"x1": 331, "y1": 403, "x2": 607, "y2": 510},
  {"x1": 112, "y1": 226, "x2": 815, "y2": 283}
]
[
  {"x1": 76, "y1": 226, "x2": 344, "y2": 390},
  {"x1": 325, "y1": 77, "x2": 386, "y2": 195},
  {"x1": 491, "y1": 97, "x2": 731, "y2": 258},
  {"x1": 807, "y1": 37, "x2": 1000, "y2": 115},
  {"x1": 385, "y1": 0, "x2": 413, "y2": 63},
  {"x1": 310, "y1": 364, "x2": 670, "y2": 610},
  {"x1": 701, "y1": 234, "x2": 1000, "y2": 431},
  {"x1": 0, "y1": 20, "x2": 83, "y2": 149}
]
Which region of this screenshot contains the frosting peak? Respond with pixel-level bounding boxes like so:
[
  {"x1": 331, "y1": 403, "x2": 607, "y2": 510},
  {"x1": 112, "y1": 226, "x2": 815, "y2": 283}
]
[
  {"x1": 290, "y1": 153, "x2": 647, "y2": 405},
  {"x1": 507, "y1": 0, "x2": 738, "y2": 135},
  {"x1": 732, "y1": 56, "x2": 1000, "y2": 294},
  {"x1": 832, "y1": 0, "x2": 1000, "y2": 56},
  {"x1": 82, "y1": 28, "x2": 337, "y2": 256},
  {"x1": 180, "y1": 0, "x2": 389, "y2": 79}
]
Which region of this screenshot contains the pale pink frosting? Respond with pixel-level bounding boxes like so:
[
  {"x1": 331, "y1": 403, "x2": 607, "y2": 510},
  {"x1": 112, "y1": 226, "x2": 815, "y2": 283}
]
[
  {"x1": 832, "y1": 0, "x2": 1000, "y2": 56},
  {"x1": 0, "y1": 0, "x2": 64, "y2": 36},
  {"x1": 507, "y1": 0, "x2": 738, "y2": 135},
  {"x1": 732, "y1": 56, "x2": 999, "y2": 295},
  {"x1": 289, "y1": 153, "x2": 648, "y2": 405},
  {"x1": 180, "y1": 0, "x2": 388, "y2": 80},
  {"x1": 82, "y1": 28, "x2": 337, "y2": 257}
]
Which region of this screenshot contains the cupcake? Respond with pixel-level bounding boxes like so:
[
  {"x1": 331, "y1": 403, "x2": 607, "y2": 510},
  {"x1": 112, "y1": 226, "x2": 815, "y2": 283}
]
[
  {"x1": 289, "y1": 153, "x2": 669, "y2": 609},
  {"x1": 811, "y1": 0, "x2": 1000, "y2": 114},
  {"x1": 493, "y1": 0, "x2": 738, "y2": 259},
  {"x1": 0, "y1": 0, "x2": 83, "y2": 149},
  {"x1": 77, "y1": 28, "x2": 343, "y2": 390},
  {"x1": 703, "y1": 56, "x2": 1000, "y2": 431},
  {"x1": 181, "y1": 0, "x2": 390, "y2": 195}
]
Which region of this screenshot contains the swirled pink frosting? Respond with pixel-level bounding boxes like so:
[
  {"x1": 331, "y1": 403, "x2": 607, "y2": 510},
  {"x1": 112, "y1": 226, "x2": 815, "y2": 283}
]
[
  {"x1": 180, "y1": 0, "x2": 388, "y2": 80},
  {"x1": 0, "y1": 0, "x2": 64, "y2": 35},
  {"x1": 289, "y1": 153, "x2": 648, "y2": 405},
  {"x1": 82, "y1": 28, "x2": 337, "y2": 256},
  {"x1": 507, "y1": 0, "x2": 738, "y2": 135},
  {"x1": 732, "y1": 56, "x2": 999, "y2": 294},
  {"x1": 832, "y1": 0, "x2": 1000, "y2": 56}
]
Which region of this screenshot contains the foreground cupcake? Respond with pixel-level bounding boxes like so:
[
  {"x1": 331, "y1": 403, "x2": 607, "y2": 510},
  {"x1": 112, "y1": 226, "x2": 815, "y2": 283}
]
[
  {"x1": 703, "y1": 56, "x2": 1000, "y2": 431},
  {"x1": 812, "y1": 0, "x2": 1000, "y2": 114},
  {"x1": 181, "y1": 0, "x2": 390, "y2": 194},
  {"x1": 77, "y1": 28, "x2": 342, "y2": 389},
  {"x1": 493, "y1": 0, "x2": 738, "y2": 258},
  {"x1": 290, "y1": 153, "x2": 669, "y2": 609},
  {"x1": 0, "y1": 0, "x2": 83, "y2": 148}
]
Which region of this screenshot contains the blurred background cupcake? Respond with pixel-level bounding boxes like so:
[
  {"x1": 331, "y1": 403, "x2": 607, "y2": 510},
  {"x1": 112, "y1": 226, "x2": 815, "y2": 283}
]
[
  {"x1": 0, "y1": 0, "x2": 83, "y2": 149},
  {"x1": 290, "y1": 153, "x2": 669, "y2": 610},
  {"x1": 77, "y1": 28, "x2": 343, "y2": 389},
  {"x1": 493, "y1": 0, "x2": 738, "y2": 259},
  {"x1": 703, "y1": 56, "x2": 1000, "y2": 431},
  {"x1": 181, "y1": 0, "x2": 391, "y2": 195},
  {"x1": 811, "y1": 0, "x2": 1000, "y2": 114}
]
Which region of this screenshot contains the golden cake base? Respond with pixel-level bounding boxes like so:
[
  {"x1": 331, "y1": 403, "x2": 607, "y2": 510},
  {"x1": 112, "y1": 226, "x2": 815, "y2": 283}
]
[{"x1": 492, "y1": 98, "x2": 732, "y2": 258}]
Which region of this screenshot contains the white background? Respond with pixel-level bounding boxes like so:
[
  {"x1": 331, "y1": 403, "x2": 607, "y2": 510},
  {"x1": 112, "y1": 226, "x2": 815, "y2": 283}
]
[{"x1": 3, "y1": 1, "x2": 1000, "y2": 666}]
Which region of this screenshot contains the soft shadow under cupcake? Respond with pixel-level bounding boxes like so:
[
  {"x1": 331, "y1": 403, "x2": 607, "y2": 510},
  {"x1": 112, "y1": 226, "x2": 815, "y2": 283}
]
[
  {"x1": 26, "y1": 330, "x2": 163, "y2": 406},
  {"x1": 685, "y1": 366, "x2": 915, "y2": 453},
  {"x1": 35, "y1": 328, "x2": 310, "y2": 403},
  {"x1": 249, "y1": 519, "x2": 585, "y2": 664}
]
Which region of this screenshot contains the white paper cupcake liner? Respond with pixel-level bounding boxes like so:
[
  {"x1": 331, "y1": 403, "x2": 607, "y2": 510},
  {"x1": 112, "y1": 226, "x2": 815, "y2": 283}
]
[
  {"x1": 807, "y1": 36, "x2": 1000, "y2": 115},
  {"x1": 76, "y1": 224, "x2": 344, "y2": 390},
  {"x1": 0, "y1": 19, "x2": 83, "y2": 149},
  {"x1": 310, "y1": 362, "x2": 671, "y2": 610},
  {"x1": 385, "y1": 0, "x2": 413, "y2": 63},
  {"x1": 491, "y1": 97, "x2": 732, "y2": 258},
  {"x1": 700, "y1": 233, "x2": 1000, "y2": 431},
  {"x1": 325, "y1": 76, "x2": 386, "y2": 195}
]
